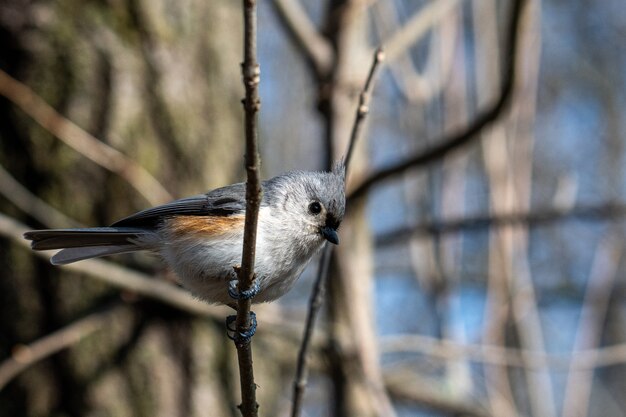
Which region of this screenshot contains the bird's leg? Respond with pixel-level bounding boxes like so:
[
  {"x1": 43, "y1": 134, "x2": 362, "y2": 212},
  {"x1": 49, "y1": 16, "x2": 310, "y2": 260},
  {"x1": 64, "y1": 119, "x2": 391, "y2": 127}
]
[{"x1": 226, "y1": 265, "x2": 259, "y2": 344}]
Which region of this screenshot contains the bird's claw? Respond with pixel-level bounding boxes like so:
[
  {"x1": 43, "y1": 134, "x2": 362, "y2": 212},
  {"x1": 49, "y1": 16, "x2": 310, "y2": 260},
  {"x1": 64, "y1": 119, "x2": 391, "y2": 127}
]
[
  {"x1": 228, "y1": 278, "x2": 260, "y2": 301},
  {"x1": 226, "y1": 311, "x2": 257, "y2": 345}
]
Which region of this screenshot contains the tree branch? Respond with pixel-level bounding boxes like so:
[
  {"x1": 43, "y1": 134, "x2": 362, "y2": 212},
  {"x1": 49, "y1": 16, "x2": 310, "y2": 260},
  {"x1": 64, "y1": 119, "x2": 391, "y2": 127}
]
[
  {"x1": 348, "y1": 0, "x2": 525, "y2": 202},
  {"x1": 290, "y1": 247, "x2": 331, "y2": 417},
  {"x1": 290, "y1": 48, "x2": 384, "y2": 417},
  {"x1": 0, "y1": 164, "x2": 81, "y2": 228},
  {"x1": 0, "y1": 69, "x2": 173, "y2": 206},
  {"x1": 384, "y1": 369, "x2": 490, "y2": 417},
  {"x1": 375, "y1": 202, "x2": 626, "y2": 247},
  {"x1": 380, "y1": 333, "x2": 626, "y2": 371},
  {"x1": 381, "y1": 0, "x2": 461, "y2": 64},
  {"x1": 271, "y1": 0, "x2": 333, "y2": 77},
  {"x1": 345, "y1": 48, "x2": 386, "y2": 171},
  {"x1": 233, "y1": 0, "x2": 262, "y2": 415},
  {"x1": 373, "y1": 0, "x2": 460, "y2": 104},
  {"x1": 0, "y1": 304, "x2": 130, "y2": 390},
  {"x1": 562, "y1": 236, "x2": 622, "y2": 417}
]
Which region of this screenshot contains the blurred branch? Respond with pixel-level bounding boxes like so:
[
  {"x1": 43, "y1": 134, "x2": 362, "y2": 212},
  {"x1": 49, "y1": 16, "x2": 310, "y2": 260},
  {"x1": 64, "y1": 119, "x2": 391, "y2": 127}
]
[
  {"x1": 562, "y1": 236, "x2": 622, "y2": 417},
  {"x1": 381, "y1": 333, "x2": 626, "y2": 371},
  {"x1": 0, "y1": 164, "x2": 81, "y2": 228},
  {"x1": 381, "y1": 0, "x2": 461, "y2": 64},
  {"x1": 477, "y1": 1, "x2": 550, "y2": 414},
  {"x1": 384, "y1": 369, "x2": 490, "y2": 417},
  {"x1": 373, "y1": 0, "x2": 459, "y2": 104},
  {"x1": 375, "y1": 202, "x2": 626, "y2": 247},
  {"x1": 348, "y1": 0, "x2": 525, "y2": 202},
  {"x1": 234, "y1": 0, "x2": 262, "y2": 415},
  {"x1": 271, "y1": 0, "x2": 333, "y2": 77},
  {"x1": 290, "y1": 48, "x2": 384, "y2": 417},
  {"x1": 0, "y1": 304, "x2": 130, "y2": 391},
  {"x1": 0, "y1": 70, "x2": 173, "y2": 206}
]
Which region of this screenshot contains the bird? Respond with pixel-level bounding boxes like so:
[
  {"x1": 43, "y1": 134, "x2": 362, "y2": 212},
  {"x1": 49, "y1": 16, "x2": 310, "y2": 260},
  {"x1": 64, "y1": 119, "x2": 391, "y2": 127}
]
[{"x1": 24, "y1": 164, "x2": 346, "y2": 307}]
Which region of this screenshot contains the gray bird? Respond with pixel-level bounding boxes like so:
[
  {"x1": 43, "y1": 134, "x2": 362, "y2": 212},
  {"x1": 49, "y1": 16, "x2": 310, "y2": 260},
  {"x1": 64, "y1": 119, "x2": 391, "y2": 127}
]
[{"x1": 24, "y1": 164, "x2": 346, "y2": 306}]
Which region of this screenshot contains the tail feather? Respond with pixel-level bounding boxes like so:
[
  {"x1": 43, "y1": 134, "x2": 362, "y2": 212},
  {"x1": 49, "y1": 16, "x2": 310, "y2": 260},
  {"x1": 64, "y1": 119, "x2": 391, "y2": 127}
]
[
  {"x1": 24, "y1": 227, "x2": 151, "y2": 264},
  {"x1": 51, "y1": 245, "x2": 139, "y2": 265},
  {"x1": 25, "y1": 227, "x2": 148, "y2": 249}
]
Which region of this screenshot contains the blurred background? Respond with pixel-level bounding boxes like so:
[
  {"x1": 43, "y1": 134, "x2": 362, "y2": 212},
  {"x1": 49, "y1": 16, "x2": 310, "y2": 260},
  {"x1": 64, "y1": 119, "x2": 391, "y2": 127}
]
[{"x1": 1, "y1": 0, "x2": 625, "y2": 416}]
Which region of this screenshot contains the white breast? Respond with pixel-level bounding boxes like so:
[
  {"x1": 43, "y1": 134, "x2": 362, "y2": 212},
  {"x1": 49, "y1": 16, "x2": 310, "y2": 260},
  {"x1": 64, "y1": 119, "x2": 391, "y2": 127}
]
[{"x1": 157, "y1": 207, "x2": 325, "y2": 305}]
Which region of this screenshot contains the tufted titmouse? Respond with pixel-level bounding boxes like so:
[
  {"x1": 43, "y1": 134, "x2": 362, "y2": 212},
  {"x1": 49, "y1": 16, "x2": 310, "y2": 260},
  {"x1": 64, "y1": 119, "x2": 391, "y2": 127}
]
[{"x1": 24, "y1": 164, "x2": 345, "y2": 306}]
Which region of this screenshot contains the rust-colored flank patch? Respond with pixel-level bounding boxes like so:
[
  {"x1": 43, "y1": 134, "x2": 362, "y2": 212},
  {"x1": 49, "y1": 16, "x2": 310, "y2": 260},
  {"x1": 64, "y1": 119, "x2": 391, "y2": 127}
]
[{"x1": 167, "y1": 215, "x2": 245, "y2": 237}]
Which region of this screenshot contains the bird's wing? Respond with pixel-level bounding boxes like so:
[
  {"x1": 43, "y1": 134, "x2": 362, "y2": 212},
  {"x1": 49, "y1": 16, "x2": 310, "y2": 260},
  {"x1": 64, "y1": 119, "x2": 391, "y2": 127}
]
[{"x1": 111, "y1": 183, "x2": 247, "y2": 228}]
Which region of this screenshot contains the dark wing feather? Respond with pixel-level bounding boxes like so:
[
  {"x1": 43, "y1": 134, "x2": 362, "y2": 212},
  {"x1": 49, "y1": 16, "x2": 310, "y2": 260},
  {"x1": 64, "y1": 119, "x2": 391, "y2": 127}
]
[
  {"x1": 24, "y1": 227, "x2": 147, "y2": 250},
  {"x1": 111, "y1": 183, "x2": 246, "y2": 228}
]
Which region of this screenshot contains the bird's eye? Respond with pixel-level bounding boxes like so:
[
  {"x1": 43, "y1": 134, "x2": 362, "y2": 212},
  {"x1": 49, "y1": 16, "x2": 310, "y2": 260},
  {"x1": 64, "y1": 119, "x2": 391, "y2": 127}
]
[{"x1": 308, "y1": 201, "x2": 322, "y2": 215}]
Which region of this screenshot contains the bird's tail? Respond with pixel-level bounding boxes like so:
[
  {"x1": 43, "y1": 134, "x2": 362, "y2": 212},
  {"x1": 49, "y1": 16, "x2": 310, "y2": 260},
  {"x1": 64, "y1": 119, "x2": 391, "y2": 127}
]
[{"x1": 24, "y1": 227, "x2": 152, "y2": 265}]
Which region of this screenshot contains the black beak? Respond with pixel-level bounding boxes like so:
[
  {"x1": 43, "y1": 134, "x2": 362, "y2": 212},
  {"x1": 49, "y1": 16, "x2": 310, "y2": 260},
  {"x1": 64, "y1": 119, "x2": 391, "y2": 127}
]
[{"x1": 321, "y1": 226, "x2": 339, "y2": 245}]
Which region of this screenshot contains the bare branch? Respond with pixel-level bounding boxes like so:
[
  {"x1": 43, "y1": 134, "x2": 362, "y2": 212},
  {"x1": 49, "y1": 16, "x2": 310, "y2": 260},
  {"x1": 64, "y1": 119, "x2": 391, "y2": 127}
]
[
  {"x1": 349, "y1": 0, "x2": 526, "y2": 202},
  {"x1": 290, "y1": 48, "x2": 385, "y2": 417},
  {"x1": 271, "y1": 0, "x2": 333, "y2": 77},
  {"x1": 0, "y1": 304, "x2": 129, "y2": 390},
  {"x1": 345, "y1": 47, "x2": 385, "y2": 171},
  {"x1": 234, "y1": 0, "x2": 262, "y2": 415},
  {"x1": 290, "y1": 247, "x2": 331, "y2": 417},
  {"x1": 0, "y1": 70, "x2": 173, "y2": 206}
]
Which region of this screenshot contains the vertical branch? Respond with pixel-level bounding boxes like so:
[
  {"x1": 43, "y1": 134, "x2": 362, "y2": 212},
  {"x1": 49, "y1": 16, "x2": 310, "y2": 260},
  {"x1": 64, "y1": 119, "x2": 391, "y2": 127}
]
[
  {"x1": 345, "y1": 48, "x2": 386, "y2": 171},
  {"x1": 479, "y1": 1, "x2": 551, "y2": 416},
  {"x1": 234, "y1": 1, "x2": 261, "y2": 416},
  {"x1": 290, "y1": 247, "x2": 331, "y2": 417},
  {"x1": 562, "y1": 236, "x2": 622, "y2": 417},
  {"x1": 290, "y1": 48, "x2": 384, "y2": 417}
]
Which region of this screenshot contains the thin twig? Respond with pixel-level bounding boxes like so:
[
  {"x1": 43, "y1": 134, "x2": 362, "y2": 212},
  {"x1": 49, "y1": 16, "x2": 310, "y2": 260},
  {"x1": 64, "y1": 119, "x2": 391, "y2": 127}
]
[
  {"x1": 289, "y1": 48, "x2": 384, "y2": 417},
  {"x1": 233, "y1": 0, "x2": 262, "y2": 416},
  {"x1": 0, "y1": 304, "x2": 129, "y2": 390},
  {"x1": 348, "y1": 0, "x2": 525, "y2": 202},
  {"x1": 345, "y1": 47, "x2": 385, "y2": 171},
  {"x1": 0, "y1": 69, "x2": 173, "y2": 206},
  {"x1": 290, "y1": 247, "x2": 331, "y2": 417}
]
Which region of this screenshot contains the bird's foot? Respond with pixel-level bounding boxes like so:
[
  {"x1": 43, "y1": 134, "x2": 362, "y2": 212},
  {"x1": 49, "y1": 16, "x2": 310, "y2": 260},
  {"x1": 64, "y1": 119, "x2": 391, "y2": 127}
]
[
  {"x1": 226, "y1": 311, "x2": 257, "y2": 346},
  {"x1": 228, "y1": 271, "x2": 260, "y2": 301}
]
